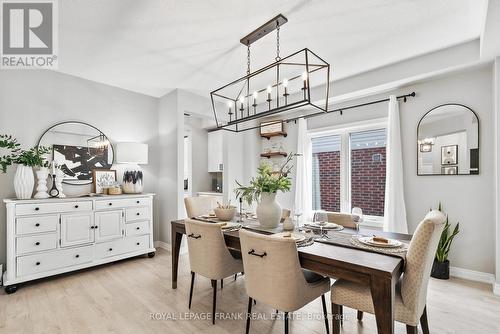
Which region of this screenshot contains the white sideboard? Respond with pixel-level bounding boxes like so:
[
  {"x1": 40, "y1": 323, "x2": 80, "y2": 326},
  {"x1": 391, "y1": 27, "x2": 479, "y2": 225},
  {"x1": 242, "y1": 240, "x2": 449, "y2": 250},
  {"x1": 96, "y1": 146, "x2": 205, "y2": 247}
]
[{"x1": 2, "y1": 194, "x2": 156, "y2": 293}]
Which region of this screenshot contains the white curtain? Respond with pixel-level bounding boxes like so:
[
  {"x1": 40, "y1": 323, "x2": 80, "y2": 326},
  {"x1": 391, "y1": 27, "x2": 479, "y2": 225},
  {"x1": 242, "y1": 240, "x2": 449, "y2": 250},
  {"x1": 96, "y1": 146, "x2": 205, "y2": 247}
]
[
  {"x1": 384, "y1": 95, "x2": 408, "y2": 233},
  {"x1": 294, "y1": 118, "x2": 313, "y2": 220}
]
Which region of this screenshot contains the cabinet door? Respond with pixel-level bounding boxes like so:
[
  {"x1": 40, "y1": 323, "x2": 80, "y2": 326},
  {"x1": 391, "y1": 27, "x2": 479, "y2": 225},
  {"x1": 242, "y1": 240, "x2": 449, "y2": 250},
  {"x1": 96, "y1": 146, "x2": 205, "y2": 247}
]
[
  {"x1": 60, "y1": 213, "x2": 94, "y2": 247},
  {"x1": 95, "y1": 210, "x2": 123, "y2": 243},
  {"x1": 208, "y1": 131, "x2": 223, "y2": 172}
]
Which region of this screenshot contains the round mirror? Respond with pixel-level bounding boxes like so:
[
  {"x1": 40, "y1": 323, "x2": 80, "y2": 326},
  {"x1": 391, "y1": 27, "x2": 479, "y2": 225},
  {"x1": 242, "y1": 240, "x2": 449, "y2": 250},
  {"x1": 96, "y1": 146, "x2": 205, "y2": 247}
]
[
  {"x1": 417, "y1": 104, "x2": 479, "y2": 175},
  {"x1": 37, "y1": 121, "x2": 114, "y2": 185}
]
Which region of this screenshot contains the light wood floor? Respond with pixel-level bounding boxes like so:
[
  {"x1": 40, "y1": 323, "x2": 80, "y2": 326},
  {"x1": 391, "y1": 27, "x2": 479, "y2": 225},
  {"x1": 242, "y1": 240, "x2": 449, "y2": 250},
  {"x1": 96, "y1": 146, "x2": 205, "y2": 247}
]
[{"x1": 1, "y1": 248, "x2": 500, "y2": 334}]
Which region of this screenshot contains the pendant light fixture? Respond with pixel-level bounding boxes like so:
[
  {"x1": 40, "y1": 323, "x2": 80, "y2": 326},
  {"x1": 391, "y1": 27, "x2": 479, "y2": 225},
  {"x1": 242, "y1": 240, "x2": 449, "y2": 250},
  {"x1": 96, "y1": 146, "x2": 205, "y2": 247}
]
[{"x1": 210, "y1": 14, "x2": 330, "y2": 132}]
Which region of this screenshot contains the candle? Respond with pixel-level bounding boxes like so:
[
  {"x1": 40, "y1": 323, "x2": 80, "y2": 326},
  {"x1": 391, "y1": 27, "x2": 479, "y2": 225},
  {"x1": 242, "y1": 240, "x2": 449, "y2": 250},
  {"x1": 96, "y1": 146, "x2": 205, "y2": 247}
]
[
  {"x1": 253, "y1": 91, "x2": 258, "y2": 105},
  {"x1": 52, "y1": 161, "x2": 56, "y2": 175},
  {"x1": 302, "y1": 71, "x2": 308, "y2": 90},
  {"x1": 227, "y1": 101, "x2": 232, "y2": 114},
  {"x1": 267, "y1": 85, "x2": 272, "y2": 101},
  {"x1": 239, "y1": 96, "x2": 245, "y2": 111},
  {"x1": 283, "y1": 79, "x2": 289, "y2": 96}
]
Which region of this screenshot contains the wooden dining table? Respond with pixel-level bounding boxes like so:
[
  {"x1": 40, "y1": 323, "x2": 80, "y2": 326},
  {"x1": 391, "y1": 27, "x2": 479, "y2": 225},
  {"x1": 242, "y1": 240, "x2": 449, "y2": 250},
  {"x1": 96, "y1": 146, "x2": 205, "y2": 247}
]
[{"x1": 170, "y1": 219, "x2": 412, "y2": 334}]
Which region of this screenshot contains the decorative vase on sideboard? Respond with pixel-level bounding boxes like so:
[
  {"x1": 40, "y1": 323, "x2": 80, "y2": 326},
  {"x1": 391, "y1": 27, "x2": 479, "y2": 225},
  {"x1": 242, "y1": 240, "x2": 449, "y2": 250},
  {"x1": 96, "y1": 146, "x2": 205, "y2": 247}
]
[
  {"x1": 34, "y1": 167, "x2": 49, "y2": 199},
  {"x1": 14, "y1": 165, "x2": 34, "y2": 200},
  {"x1": 256, "y1": 192, "x2": 282, "y2": 228}
]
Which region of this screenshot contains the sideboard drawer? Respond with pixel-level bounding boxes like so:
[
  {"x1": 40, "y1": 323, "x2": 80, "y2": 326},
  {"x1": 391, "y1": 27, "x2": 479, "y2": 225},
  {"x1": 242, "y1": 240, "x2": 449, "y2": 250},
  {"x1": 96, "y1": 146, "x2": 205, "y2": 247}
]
[
  {"x1": 17, "y1": 233, "x2": 58, "y2": 255},
  {"x1": 125, "y1": 207, "x2": 150, "y2": 222},
  {"x1": 95, "y1": 235, "x2": 149, "y2": 259},
  {"x1": 95, "y1": 197, "x2": 151, "y2": 210},
  {"x1": 125, "y1": 221, "x2": 149, "y2": 237},
  {"x1": 16, "y1": 215, "x2": 58, "y2": 235},
  {"x1": 16, "y1": 201, "x2": 93, "y2": 216},
  {"x1": 16, "y1": 245, "x2": 93, "y2": 277}
]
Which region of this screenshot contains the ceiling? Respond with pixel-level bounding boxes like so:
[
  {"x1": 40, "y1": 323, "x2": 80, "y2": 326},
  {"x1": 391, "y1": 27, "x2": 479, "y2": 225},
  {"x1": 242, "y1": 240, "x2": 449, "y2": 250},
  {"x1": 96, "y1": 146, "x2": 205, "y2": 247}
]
[{"x1": 57, "y1": 0, "x2": 487, "y2": 97}]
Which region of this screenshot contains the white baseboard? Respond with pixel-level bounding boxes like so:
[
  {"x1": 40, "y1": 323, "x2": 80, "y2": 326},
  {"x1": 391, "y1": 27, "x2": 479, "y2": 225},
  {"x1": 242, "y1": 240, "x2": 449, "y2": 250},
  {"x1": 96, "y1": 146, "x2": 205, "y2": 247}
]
[
  {"x1": 494, "y1": 283, "x2": 500, "y2": 296},
  {"x1": 153, "y1": 240, "x2": 188, "y2": 255},
  {"x1": 450, "y1": 266, "x2": 496, "y2": 285}
]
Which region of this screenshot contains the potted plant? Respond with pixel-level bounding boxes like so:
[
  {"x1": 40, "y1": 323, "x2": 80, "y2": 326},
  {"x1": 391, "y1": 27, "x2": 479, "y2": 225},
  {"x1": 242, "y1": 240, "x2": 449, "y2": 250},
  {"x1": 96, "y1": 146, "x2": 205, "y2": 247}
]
[
  {"x1": 431, "y1": 203, "x2": 460, "y2": 279},
  {"x1": 235, "y1": 153, "x2": 296, "y2": 228},
  {"x1": 13, "y1": 146, "x2": 51, "y2": 200}
]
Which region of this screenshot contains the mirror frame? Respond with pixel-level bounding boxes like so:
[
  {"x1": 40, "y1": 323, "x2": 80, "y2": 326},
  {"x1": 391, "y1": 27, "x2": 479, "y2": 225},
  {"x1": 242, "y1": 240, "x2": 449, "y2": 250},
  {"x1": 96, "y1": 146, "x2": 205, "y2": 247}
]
[
  {"x1": 416, "y1": 103, "x2": 479, "y2": 176},
  {"x1": 36, "y1": 120, "x2": 115, "y2": 185}
]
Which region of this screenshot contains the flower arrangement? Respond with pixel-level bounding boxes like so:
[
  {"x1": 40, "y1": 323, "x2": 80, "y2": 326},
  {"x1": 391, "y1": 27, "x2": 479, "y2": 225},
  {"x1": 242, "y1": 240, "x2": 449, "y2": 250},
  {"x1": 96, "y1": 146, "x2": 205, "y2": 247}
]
[{"x1": 0, "y1": 134, "x2": 21, "y2": 173}]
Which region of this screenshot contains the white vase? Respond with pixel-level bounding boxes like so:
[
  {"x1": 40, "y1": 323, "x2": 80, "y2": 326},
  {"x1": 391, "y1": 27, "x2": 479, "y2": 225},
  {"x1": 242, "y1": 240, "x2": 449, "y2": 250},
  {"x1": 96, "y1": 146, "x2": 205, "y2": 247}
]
[
  {"x1": 256, "y1": 192, "x2": 282, "y2": 228},
  {"x1": 14, "y1": 165, "x2": 35, "y2": 200},
  {"x1": 34, "y1": 167, "x2": 49, "y2": 199}
]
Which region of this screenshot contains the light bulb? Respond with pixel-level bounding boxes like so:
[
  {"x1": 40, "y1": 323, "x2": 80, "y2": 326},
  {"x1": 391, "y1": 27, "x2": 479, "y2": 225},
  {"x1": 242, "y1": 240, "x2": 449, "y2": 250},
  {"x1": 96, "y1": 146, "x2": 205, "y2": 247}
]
[
  {"x1": 267, "y1": 85, "x2": 272, "y2": 93},
  {"x1": 283, "y1": 79, "x2": 288, "y2": 87},
  {"x1": 253, "y1": 91, "x2": 258, "y2": 99},
  {"x1": 227, "y1": 101, "x2": 232, "y2": 108},
  {"x1": 239, "y1": 96, "x2": 245, "y2": 103},
  {"x1": 302, "y1": 71, "x2": 308, "y2": 80}
]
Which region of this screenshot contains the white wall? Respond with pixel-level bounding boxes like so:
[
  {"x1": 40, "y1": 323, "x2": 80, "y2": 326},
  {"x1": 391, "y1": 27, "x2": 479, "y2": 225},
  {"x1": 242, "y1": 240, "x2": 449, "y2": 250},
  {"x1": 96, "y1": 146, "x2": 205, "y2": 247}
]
[
  {"x1": 230, "y1": 65, "x2": 495, "y2": 274},
  {"x1": 0, "y1": 70, "x2": 160, "y2": 265},
  {"x1": 494, "y1": 57, "x2": 500, "y2": 291}
]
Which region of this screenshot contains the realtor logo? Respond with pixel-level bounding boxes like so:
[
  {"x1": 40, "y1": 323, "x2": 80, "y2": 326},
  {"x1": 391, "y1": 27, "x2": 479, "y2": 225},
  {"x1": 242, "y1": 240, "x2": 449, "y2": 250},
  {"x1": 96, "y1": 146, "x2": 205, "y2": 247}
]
[{"x1": 1, "y1": 0, "x2": 58, "y2": 68}]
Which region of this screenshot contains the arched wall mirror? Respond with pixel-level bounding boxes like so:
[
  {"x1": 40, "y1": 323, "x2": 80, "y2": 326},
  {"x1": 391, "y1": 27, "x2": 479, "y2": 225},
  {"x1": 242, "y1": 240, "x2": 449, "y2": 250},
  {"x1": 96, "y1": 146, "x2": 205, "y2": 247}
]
[
  {"x1": 37, "y1": 121, "x2": 114, "y2": 185},
  {"x1": 417, "y1": 104, "x2": 479, "y2": 175}
]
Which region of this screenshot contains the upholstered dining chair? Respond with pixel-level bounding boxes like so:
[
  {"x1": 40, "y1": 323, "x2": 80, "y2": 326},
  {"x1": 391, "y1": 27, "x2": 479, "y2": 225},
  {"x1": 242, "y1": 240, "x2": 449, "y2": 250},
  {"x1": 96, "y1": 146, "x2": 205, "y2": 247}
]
[
  {"x1": 321, "y1": 212, "x2": 357, "y2": 229},
  {"x1": 330, "y1": 209, "x2": 446, "y2": 334},
  {"x1": 239, "y1": 229, "x2": 330, "y2": 334},
  {"x1": 184, "y1": 196, "x2": 217, "y2": 218},
  {"x1": 185, "y1": 219, "x2": 244, "y2": 324}
]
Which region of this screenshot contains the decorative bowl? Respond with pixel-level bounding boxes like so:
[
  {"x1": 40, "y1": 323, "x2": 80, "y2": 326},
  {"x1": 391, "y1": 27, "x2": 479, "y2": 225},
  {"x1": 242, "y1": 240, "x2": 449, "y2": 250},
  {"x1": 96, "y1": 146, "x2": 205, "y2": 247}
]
[{"x1": 214, "y1": 207, "x2": 236, "y2": 221}]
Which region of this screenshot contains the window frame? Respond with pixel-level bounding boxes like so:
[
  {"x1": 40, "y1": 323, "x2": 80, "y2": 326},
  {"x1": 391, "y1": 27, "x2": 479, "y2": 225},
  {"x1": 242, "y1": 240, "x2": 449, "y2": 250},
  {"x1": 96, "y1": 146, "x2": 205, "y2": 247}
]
[{"x1": 309, "y1": 118, "x2": 388, "y2": 228}]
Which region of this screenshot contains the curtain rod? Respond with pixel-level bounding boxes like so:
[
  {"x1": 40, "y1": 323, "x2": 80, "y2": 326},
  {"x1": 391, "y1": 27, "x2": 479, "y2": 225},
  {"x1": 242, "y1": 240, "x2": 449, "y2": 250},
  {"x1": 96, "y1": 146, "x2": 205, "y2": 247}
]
[
  {"x1": 208, "y1": 92, "x2": 416, "y2": 132},
  {"x1": 285, "y1": 91, "x2": 416, "y2": 124}
]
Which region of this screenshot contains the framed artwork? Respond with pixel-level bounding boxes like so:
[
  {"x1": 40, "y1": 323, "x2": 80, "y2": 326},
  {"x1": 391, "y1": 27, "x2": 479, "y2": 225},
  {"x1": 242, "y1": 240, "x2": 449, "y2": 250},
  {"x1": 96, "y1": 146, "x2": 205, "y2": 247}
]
[
  {"x1": 420, "y1": 143, "x2": 432, "y2": 153},
  {"x1": 441, "y1": 166, "x2": 458, "y2": 175},
  {"x1": 92, "y1": 169, "x2": 116, "y2": 194},
  {"x1": 441, "y1": 145, "x2": 458, "y2": 165},
  {"x1": 53, "y1": 144, "x2": 112, "y2": 184},
  {"x1": 260, "y1": 120, "x2": 284, "y2": 136}
]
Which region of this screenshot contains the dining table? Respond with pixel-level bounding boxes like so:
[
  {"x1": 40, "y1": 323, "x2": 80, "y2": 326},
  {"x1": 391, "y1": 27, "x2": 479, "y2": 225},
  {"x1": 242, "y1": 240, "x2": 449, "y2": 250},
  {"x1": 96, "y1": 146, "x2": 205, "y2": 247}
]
[{"x1": 170, "y1": 218, "x2": 412, "y2": 334}]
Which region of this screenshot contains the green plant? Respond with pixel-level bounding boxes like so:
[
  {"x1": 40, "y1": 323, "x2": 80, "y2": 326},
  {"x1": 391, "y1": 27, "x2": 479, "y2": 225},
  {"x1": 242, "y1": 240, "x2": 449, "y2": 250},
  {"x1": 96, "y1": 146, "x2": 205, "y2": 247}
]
[
  {"x1": 235, "y1": 153, "x2": 298, "y2": 206},
  {"x1": 435, "y1": 203, "x2": 460, "y2": 263},
  {"x1": 15, "y1": 146, "x2": 51, "y2": 168},
  {"x1": 0, "y1": 134, "x2": 21, "y2": 173}
]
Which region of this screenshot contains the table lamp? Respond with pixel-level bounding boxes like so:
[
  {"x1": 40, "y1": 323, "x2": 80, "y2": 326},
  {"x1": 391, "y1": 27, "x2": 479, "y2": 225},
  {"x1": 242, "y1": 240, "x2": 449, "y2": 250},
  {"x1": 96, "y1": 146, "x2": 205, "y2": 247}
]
[{"x1": 116, "y1": 142, "x2": 148, "y2": 194}]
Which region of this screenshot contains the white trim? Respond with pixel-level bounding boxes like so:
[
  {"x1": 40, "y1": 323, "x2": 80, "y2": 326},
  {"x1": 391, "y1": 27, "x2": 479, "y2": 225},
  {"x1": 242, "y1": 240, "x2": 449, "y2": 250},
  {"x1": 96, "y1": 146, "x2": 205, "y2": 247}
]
[
  {"x1": 154, "y1": 240, "x2": 170, "y2": 251},
  {"x1": 308, "y1": 118, "x2": 388, "y2": 138},
  {"x1": 449, "y1": 266, "x2": 495, "y2": 285},
  {"x1": 494, "y1": 283, "x2": 500, "y2": 296}
]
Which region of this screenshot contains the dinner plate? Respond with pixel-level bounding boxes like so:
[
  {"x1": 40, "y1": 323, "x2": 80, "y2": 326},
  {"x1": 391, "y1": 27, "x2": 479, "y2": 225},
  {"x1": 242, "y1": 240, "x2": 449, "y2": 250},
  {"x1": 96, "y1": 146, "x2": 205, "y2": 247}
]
[
  {"x1": 271, "y1": 232, "x2": 307, "y2": 243},
  {"x1": 304, "y1": 222, "x2": 342, "y2": 230},
  {"x1": 358, "y1": 236, "x2": 402, "y2": 248},
  {"x1": 220, "y1": 222, "x2": 241, "y2": 230}
]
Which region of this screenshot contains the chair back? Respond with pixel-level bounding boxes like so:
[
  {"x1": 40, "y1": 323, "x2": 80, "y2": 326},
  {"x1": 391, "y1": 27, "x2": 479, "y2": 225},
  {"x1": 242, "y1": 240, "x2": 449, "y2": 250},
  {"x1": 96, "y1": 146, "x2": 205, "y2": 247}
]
[
  {"x1": 239, "y1": 229, "x2": 310, "y2": 311},
  {"x1": 184, "y1": 196, "x2": 217, "y2": 218},
  {"x1": 401, "y1": 210, "x2": 446, "y2": 314},
  {"x1": 325, "y1": 212, "x2": 357, "y2": 228},
  {"x1": 185, "y1": 219, "x2": 241, "y2": 279}
]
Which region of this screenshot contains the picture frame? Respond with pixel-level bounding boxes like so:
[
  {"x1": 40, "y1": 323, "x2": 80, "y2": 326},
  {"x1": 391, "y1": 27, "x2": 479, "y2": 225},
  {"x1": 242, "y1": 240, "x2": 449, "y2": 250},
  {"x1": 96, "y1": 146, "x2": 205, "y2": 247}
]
[
  {"x1": 420, "y1": 143, "x2": 432, "y2": 153},
  {"x1": 260, "y1": 120, "x2": 284, "y2": 136},
  {"x1": 92, "y1": 168, "x2": 117, "y2": 194},
  {"x1": 441, "y1": 145, "x2": 458, "y2": 165},
  {"x1": 441, "y1": 166, "x2": 458, "y2": 175}
]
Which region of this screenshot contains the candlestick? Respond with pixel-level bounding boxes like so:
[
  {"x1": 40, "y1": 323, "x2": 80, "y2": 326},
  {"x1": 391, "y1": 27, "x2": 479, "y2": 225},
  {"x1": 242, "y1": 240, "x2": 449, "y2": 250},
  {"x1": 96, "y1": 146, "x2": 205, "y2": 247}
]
[
  {"x1": 266, "y1": 85, "x2": 272, "y2": 110},
  {"x1": 227, "y1": 101, "x2": 233, "y2": 121},
  {"x1": 302, "y1": 71, "x2": 308, "y2": 99},
  {"x1": 282, "y1": 78, "x2": 289, "y2": 105},
  {"x1": 252, "y1": 91, "x2": 258, "y2": 114}
]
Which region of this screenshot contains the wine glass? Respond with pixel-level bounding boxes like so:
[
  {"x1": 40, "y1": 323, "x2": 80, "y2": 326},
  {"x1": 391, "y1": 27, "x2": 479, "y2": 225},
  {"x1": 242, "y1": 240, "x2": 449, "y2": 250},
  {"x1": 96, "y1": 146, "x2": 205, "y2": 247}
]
[
  {"x1": 314, "y1": 210, "x2": 328, "y2": 239},
  {"x1": 351, "y1": 207, "x2": 363, "y2": 237}
]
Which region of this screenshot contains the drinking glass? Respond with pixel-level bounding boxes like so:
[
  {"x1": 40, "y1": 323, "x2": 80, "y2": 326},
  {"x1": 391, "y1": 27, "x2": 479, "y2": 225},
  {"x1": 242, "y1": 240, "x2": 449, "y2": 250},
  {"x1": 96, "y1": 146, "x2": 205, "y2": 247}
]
[
  {"x1": 314, "y1": 210, "x2": 329, "y2": 239},
  {"x1": 351, "y1": 207, "x2": 363, "y2": 237}
]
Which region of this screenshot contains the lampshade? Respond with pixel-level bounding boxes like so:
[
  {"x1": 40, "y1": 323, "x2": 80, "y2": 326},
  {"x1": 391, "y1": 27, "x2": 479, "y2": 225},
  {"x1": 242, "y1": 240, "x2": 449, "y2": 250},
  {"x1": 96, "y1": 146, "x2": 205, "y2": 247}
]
[{"x1": 116, "y1": 142, "x2": 148, "y2": 164}]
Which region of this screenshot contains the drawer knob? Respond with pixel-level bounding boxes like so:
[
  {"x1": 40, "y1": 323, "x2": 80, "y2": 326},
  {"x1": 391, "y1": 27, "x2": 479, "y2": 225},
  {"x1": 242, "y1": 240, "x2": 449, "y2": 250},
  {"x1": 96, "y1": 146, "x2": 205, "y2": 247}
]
[
  {"x1": 136, "y1": 242, "x2": 140, "y2": 245},
  {"x1": 95, "y1": 225, "x2": 98, "y2": 229},
  {"x1": 136, "y1": 212, "x2": 140, "y2": 216},
  {"x1": 136, "y1": 200, "x2": 140, "y2": 204},
  {"x1": 75, "y1": 254, "x2": 80, "y2": 258},
  {"x1": 35, "y1": 223, "x2": 40, "y2": 227},
  {"x1": 90, "y1": 226, "x2": 95, "y2": 229},
  {"x1": 36, "y1": 262, "x2": 40, "y2": 266},
  {"x1": 136, "y1": 227, "x2": 140, "y2": 230},
  {"x1": 35, "y1": 207, "x2": 40, "y2": 211},
  {"x1": 74, "y1": 205, "x2": 79, "y2": 208},
  {"x1": 35, "y1": 242, "x2": 40, "y2": 246},
  {"x1": 108, "y1": 203, "x2": 113, "y2": 206},
  {"x1": 109, "y1": 248, "x2": 113, "y2": 251}
]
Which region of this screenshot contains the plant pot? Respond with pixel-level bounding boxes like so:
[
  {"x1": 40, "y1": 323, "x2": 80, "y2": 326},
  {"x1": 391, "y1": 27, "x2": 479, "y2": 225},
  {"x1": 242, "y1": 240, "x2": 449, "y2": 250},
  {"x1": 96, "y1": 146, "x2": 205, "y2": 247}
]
[
  {"x1": 431, "y1": 259, "x2": 449, "y2": 279},
  {"x1": 34, "y1": 167, "x2": 49, "y2": 199},
  {"x1": 256, "y1": 192, "x2": 281, "y2": 228},
  {"x1": 14, "y1": 165, "x2": 35, "y2": 200}
]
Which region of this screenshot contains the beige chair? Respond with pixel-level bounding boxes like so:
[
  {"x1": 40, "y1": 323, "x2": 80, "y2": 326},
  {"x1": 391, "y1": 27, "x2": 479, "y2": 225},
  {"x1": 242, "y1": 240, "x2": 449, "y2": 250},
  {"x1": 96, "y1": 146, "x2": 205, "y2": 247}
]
[
  {"x1": 322, "y1": 212, "x2": 358, "y2": 229},
  {"x1": 239, "y1": 229, "x2": 330, "y2": 334},
  {"x1": 330, "y1": 210, "x2": 446, "y2": 334},
  {"x1": 184, "y1": 196, "x2": 217, "y2": 218},
  {"x1": 185, "y1": 219, "x2": 244, "y2": 324}
]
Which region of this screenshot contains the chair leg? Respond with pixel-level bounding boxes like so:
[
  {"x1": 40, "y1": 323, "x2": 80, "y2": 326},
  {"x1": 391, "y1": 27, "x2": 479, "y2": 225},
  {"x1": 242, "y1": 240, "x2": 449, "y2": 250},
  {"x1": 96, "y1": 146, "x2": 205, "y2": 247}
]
[
  {"x1": 339, "y1": 305, "x2": 343, "y2": 326},
  {"x1": 406, "y1": 325, "x2": 418, "y2": 334},
  {"x1": 321, "y1": 295, "x2": 330, "y2": 334},
  {"x1": 211, "y1": 279, "x2": 217, "y2": 325},
  {"x1": 284, "y1": 311, "x2": 289, "y2": 334},
  {"x1": 246, "y1": 297, "x2": 253, "y2": 334},
  {"x1": 331, "y1": 303, "x2": 341, "y2": 334},
  {"x1": 234, "y1": 273, "x2": 238, "y2": 281},
  {"x1": 221, "y1": 279, "x2": 223, "y2": 289},
  {"x1": 357, "y1": 310, "x2": 363, "y2": 321},
  {"x1": 420, "y1": 306, "x2": 430, "y2": 334},
  {"x1": 188, "y1": 271, "x2": 195, "y2": 309}
]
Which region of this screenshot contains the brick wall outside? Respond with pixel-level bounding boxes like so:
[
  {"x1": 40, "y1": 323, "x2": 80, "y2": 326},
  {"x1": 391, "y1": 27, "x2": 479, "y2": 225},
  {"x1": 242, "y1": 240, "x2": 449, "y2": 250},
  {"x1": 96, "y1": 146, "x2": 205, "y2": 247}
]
[{"x1": 314, "y1": 147, "x2": 386, "y2": 216}]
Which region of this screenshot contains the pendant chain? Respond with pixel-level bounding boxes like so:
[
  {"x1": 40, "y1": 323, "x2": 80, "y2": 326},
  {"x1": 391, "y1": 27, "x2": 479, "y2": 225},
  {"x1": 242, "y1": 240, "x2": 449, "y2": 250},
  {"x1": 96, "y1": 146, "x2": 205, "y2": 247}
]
[
  {"x1": 275, "y1": 21, "x2": 281, "y2": 62},
  {"x1": 247, "y1": 44, "x2": 251, "y2": 75}
]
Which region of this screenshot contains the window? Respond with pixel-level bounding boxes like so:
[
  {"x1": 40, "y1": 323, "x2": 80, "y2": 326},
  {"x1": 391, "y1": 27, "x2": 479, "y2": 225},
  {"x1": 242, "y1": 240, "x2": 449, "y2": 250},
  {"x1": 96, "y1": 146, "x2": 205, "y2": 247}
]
[{"x1": 310, "y1": 121, "x2": 387, "y2": 226}]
